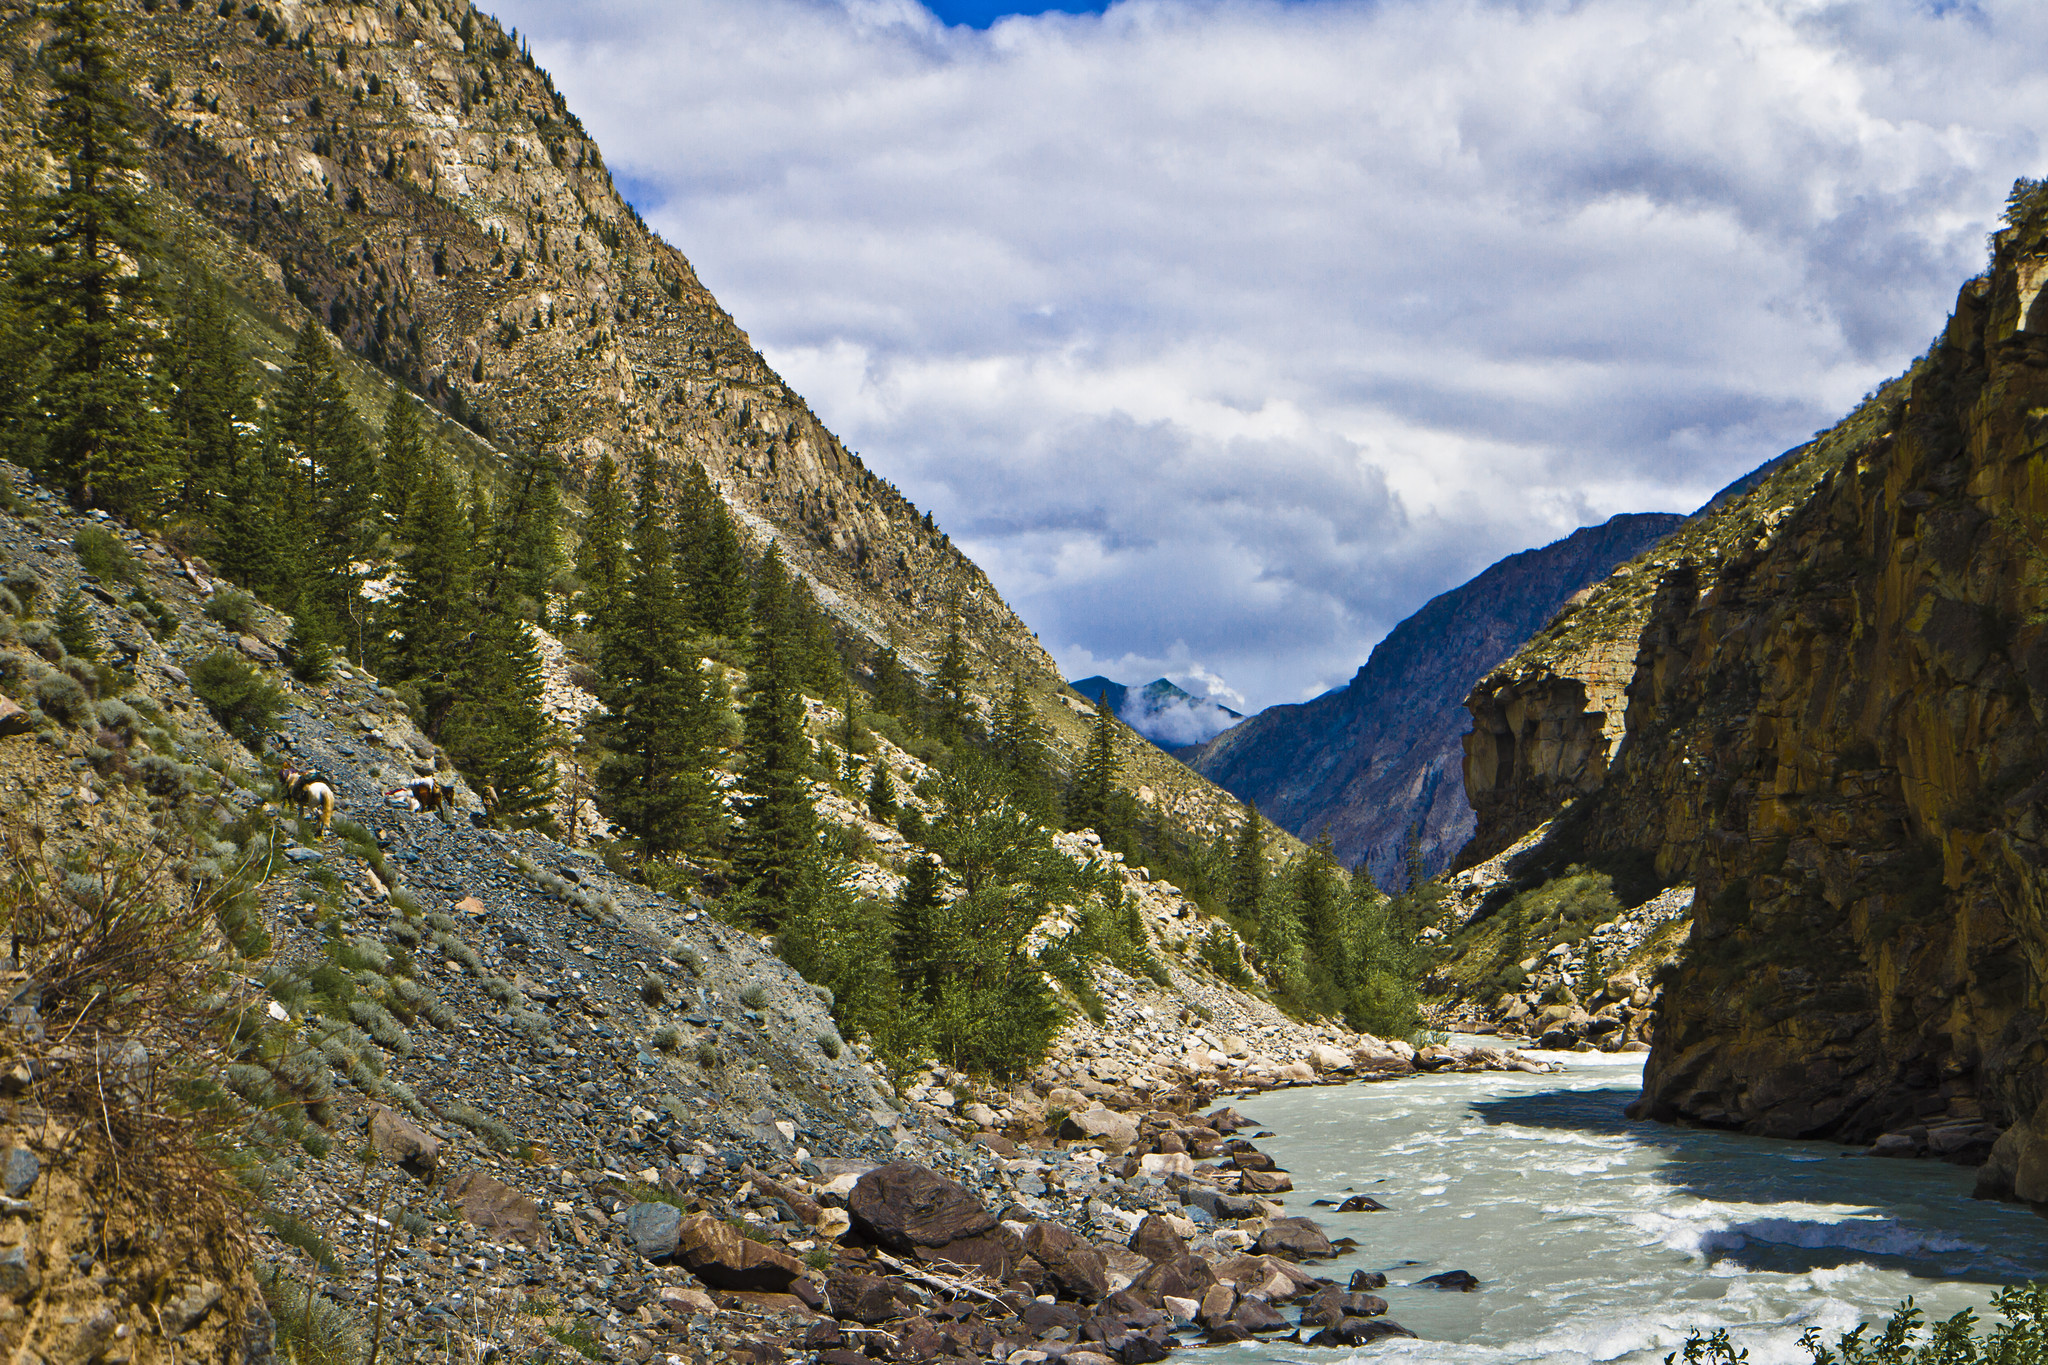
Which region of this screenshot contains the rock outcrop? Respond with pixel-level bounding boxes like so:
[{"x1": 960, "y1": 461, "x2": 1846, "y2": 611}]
[{"x1": 1184, "y1": 513, "x2": 1681, "y2": 887}]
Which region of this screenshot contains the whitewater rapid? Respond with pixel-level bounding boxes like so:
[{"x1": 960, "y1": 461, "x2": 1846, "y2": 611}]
[{"x1": 1215, "y1": 1048, "x2": 2048, "y2": 1365}]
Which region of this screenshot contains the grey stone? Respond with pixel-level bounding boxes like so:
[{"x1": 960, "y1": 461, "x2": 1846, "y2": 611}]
[
  {"x1": 621, "y1": 1202, "x2": 683, "y2": 1261},
  {"x1": 284, "y1": 847, "x2": 324, "y2": 864},
  {"x1": 0, "y1": 1147, "x2": 36, "y2": 1198},
  {"x1": 0, "y1": 1244, "x2": 32, "y2": 1298}
]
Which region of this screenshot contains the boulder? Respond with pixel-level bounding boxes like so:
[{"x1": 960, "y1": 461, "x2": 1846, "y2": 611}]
[
  {"x1": 1308, "y1": 1043, "x2": 1353, "y2": 1072},
  {"x1": 1228, "y1": 1149, "x2": 1276, "y2": 1172},
  {"x1": 1240, "y1": 1168, "x2": 1294, "y2": 1194},
  {"x1": 1060, "y1": 1107, "x2": 1140, "y2": 1150},
  {"x1": 1212, "y1": 1254, "x2": 1318, "y2": 1301},
  {"x1": 848, "y1": 1162, "x2": 996, "y2": 1250},
  {"x1": 825, "y1": 1269, "x2": 905, "y2": 1324},
  {"x1": 1335, "y1": 1194, "x2": 1386, "y2": 1212},
  {"x1": 1420, "y1": 1269, "x2": 1481, "y2": 1291},
  {"x1": 1138, "y1": 1152, "x2": 1193, "y2": 1178},
  {"x1": 916, "y1": 1226, "x2": 1023, "y2": 1281},
  {"x1": 367, "y1": 1105, "x2": 440, "y2": 1181},
  {"x1": 1229, "y1": 1296, "x2": 1289, "y2": 1332},
  {"x1": 620, "y1": 1202, "x2": 683, "y2": 1261},
  {"x1": 1300, "y1": 1288, "x2": 1388, "y2": 1326},
  {"x1": 1347, "y1": 1270, "x2": 1387, "y2": 1291},
  {"x1": 445, "y1": 1170, "x2": 549, "y2": 1249},
  {"x1": 1254, "y1": 1218, "x2": 1334, "y2": 1261},
  {"x1": 674, "y1": 1213, "x2": 806, "y2": 1291},
  {"x1": 1195, "y1": 1283, "x2": 1237, "y2": 1331},
  {"x1": 1133, "y1": 1253, "x2": 1215, "y2": 1304},
  {"x1": 1098, "y1": 1243, "x2": 1152, "y2": 1293},
  {"x1": 1308, "y1": 1318, "x2": 1417, "y2": 1347},
  {"x1": 1022, "y1": 1221, "x2": 1110, "y2": 1302},
  {"x1": 0, "y1": 698, "x2": 28, "y2": 738},
  {"x1": 1128, "y1": 1215, "x2": 1183, "y2": 1264}
]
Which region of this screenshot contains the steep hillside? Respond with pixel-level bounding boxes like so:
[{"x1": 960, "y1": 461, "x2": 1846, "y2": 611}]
[{"x1": 1183, "y1": 513, "x2": 1680, "y2": 887}]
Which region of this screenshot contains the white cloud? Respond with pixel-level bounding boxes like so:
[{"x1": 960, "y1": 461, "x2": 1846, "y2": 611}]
[{"x1": 493, "y1": 0, "x2": 2048, "y2": 711}]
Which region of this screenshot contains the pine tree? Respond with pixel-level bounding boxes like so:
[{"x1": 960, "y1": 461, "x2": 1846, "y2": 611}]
[
  {"x1": 893, "y1": 853, "x2": 944, "y2": 996},
  {"x1": 1295, "y1": 832, "x2": 1353, "y2": 991},
  {"x1": 733, "y1": 548, "x2": 816, "y2": 911},
  {"x1": 163, "y1": 279, "x2": 249, "y2": 518},
  {"x1": 380, "y1": 389, "x2": 430, "y2": 528},
  {"x1": 30, "y1": 0, "x2": 171, "y2": 513},
  {"x1": 992, "y1": 672, "x2": 1055, "y2": 819},
  {"x1": 866, "y1": 759, "x2": 898, "y2": 824},
  {"x1": 1067, "y1": 697, "x2": 1122, "y2": 837},
  {"x1": 485, "y1": 431, "x2": 562, "y2": 623},
  {"x1": 676, "y1": 460, "x2": 748, "y2": 641},
  {"x1": 0, "y1": 169, "x2": 49, "y2": 470},
  {"x1": 932, "y1": 622, "x2": 977, "y2": 742},
  {"x1": 212, "y1": 422, "x2": 294, "y2": 600},
  {"x1": 443, "y1": 607, "x2": 558, "y2": 829},
  {"x1": 1255, "y1": 871, "x2": 1307, "y2": 999},
  {"x1": 871, "y1": 642, "x2": 916, "y2": 721},
  {"x1": 573, "y1": 453, "x2": 629, "y2": 635},
  {"x1": 1227, "y1": 805, "x2": 1266, "y2": 924},
  {"x1": 591, "y1": 462, "x2": 724, "y2": 860},
  {"x1": 52, "y1": 587, "x2": 99, "y2": 660},
  {"x1": 387, "y1": 459, "x2": 473, "y2": 731}
]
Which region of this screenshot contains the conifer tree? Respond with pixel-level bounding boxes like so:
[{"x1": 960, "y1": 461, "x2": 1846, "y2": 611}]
[
  {"x1": 1227, "y1": 805, "x2": 1266, "y2": 924},
  {"x1": 866, "y1": 759, "x2": 897, "y2": 825},
  {"x1": 733, "y1": 548, "x2": 816, "y2": 910},
  {"x1": 52, "y1": 587, "x2": 98, "y2": 660},
  {"x1": 0, "y1": 170, "x2": 48, "y2": 470},
  {"x1": 871, "y1": 642, "x2": 915, "y2": 721},
  {"x1": 1345, "y1": 869, "x2": 1418, "y2": 1038},
  {"x1": 163, "y1": 279, "x2": 248, "y2": 517},
  {"x1": 1067, "y1": 696, "x2": 1122, "y2": 837},
  {"x1": 444, "y1": 606, "x2": 558, "y2": 829},
  {"x1": 893, "y1": 853, "x2": 944, "y2": 996},
  {"x1": 992, "y1": 672, "x2": 1055, "y2": 819},
  {"x1": 387, "y1": 459, "x2": 472, "y2": 731},
  {"x1": 591, "y1": 463, "x2": 723, "y2": 860},
  {"x1": 380, "y1": 390, "x2": 430, "y2": 528},
  {"x1": 676, "y1": 460, "x2": 748, "y2": 641},
  {"x1": 573, "y1": 453, "x2": 629, "y2": 635},
  {"x1": 1295, "y1": 832, "x2": 1353, "y2": 992},
  {"x1": 932, "y1": 622, "x2": 977, "y2": 742},
  {"x1": 30, "y1": 0, "x2": 170, "y2": 513}
]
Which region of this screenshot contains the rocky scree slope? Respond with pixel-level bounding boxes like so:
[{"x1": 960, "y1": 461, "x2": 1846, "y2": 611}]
[
  {"x1": 1183, "y1": 513, "x2": 1679, "y2": 888},
  {"x1": 1, "y1": 0, "x2": 1265, "y2": 848},
  {"x1": 0, "y1": 463, "x2": 1527, "y2": 1363}
]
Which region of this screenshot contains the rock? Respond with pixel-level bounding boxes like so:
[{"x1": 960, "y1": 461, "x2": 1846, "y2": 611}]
[
  {"x1": 0, "y1": 1244, "x2": 35, "y2": 1298},
  {"x1": 1162, "y1": 1295, "x2": 1200, "y2": 1322},
  {"x1": 1060, "y1": 1107, "x2": 1139, "y2": 1150},
  {"x1": 283, "y1": 847, "x2": 323, "y2": 864},
  {"x1": 1229, "y1": 1296, "x2": 1288, "y2": 1332},
  {"x1": 237, "y1": 634, "x2": 277, "y2": 663},
  {"x1": 1134, "y1": 1253, "x2": 1215, "y2": 1304},
  {"x1": 0, "y1": 1148, "x2": 37, "y2": 1198},
  {"x1": 962, "y1": 1102, "x2": 999, "y2": 1128},
  {"x1": 1138, "y1": 1151, "x2": 1193, "y2": 1178},
  {"x1": 658, "y1": 1285, "x2": 719, "y2": 1315},
  {"x1": 445, "y1": 1170, "x2": 549, "y2": 1249},
  {"x1": 1241, "y1": 1168, "x2": 1294, "y2": 1194},
  {"x1": 1420, "y1": 1269, "x2": 1481, "y2": 1291},
  {"x1": 1870, "y1": 1131, "x2": 1920, "y2": 1158},
  {"x1": 1128, "y1": 1214, "x2": 1183, "y2": 1264},
  {"x1": 1308, "y1": 1317, "x2": 1417, "y2": 1347},
  {"x1": 1022, "y1": 1221, "x2": 1110, "y2": 1302},
  {"x1": 1348, "y1": 1270, "x2": 1388, "y2": 1291},
  {"x1": 1229, "y1": 1147, "x2": 1277, "y2": 1171},
  {"x1": 816, "y1": 1207, "x2": 852, "y2": 1240},
  {"x1": 1196, "y1": 1283, "x2": 1237, "y2": 1330},
  {"x1": 673, "y1": 1213, "x2": 806, "y2": 1291},
  {"x1": 848, "y1": 1162, "x2": 996, "y2": 1250},
  {"x1": 1254, "y1": 1217, "x2": 1334, "y2": 1261},
  {"x1": 1335, "y1": 1194, "x2": 1386, "y2": 1212},
  {"x1": 917, "y1": 1226, "x2": 1023, "y2": 1281},
  {"x1": 163, "y1": 1279, "x2": 225, "y2": 1334},
  {"x1": 1301, "y1": 1289, "x2": 1388, "y2": 1326},
  {"x1": 620, "y1": 1202, "x2": 684, "y2": 1261},
  {"x1": 367, "y1": 1105, "x2": 439, "y2": 1180},
  {"x1": 0, "y1": 698, "x2": 27, "y2": 737},
  {"x1": 1206, "y1": 1323, "x2": 1254, "y2": 1344},
  {"x1": 825, "y1": 1269, "x2": 904, "y2": 1324}
]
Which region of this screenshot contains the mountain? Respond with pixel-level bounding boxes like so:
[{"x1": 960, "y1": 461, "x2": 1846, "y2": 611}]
[
  {"x1": 1448, "y1": 188, "x2": 2048, "y2": 1190},
  {"x1": 1067, "y1": 675, "x2": 1242, "y2": 749},
  {"x1": 1181, "y1": 512, "x2": 1682, "y2": 887}
]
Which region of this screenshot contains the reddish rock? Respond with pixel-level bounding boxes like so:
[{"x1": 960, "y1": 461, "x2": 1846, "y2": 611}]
[
  {"x1": 1196, "y1": 1283, "x2": 1237, "y2": 1331},
  {"x1": 825, "y1": 1269, "x2": 904, "y2": 1325},
  {"x1": 1255, "y1": 1217, "x2": 1334, "y2": 1261},
  {"x1": 915, "y1": 1226, "x2": 1024, "y2": 1281},
  {"x1": 848, "y1": 1162, "x2": 995, "y2": 1251},
  {"x1": 674, "y1": 1213, "x2": 806, "y2": 1291},
  {"x1": 444, "y1": 1170, "x2": 548, "y2": 1249},
  {"x1": 1134, "y1": 1254, "x2": 1215, "y2": 1305},
  {"x1": 1127, "y1": 1215, "x2": 1183, "y2": 1264},
  {"x1": 1241, "y1": 1168, "x2": 1294, "y2": 1194},
  {"x1": 0, "y1": 698, "x2": 28, "y2": 738},
  {"x1": 366, "y1": 1104, "x2": 439, "y2": 1180},
  {"x1": 1022, "y1": 1222, "x2": 1110, "y2": 1302}
]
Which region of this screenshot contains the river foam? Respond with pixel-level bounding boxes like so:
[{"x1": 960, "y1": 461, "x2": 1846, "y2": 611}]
[{"x1": 1207, "y1": 1053, "x2": 2048, "y2": 1365}]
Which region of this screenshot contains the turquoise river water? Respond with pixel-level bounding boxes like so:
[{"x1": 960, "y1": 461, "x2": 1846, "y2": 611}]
[{"x1": 1212, "y1": 1047, "x2": 2048, "y2": 1365}]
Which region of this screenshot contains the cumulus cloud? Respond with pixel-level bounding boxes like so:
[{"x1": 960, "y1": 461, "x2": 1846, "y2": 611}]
[{"x1": 494, "y1": 0, "x2": 2048, "y2": 710}]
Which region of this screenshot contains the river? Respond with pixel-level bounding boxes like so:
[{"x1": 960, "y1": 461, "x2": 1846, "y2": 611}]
[{"x1": 1211, "y1": 1047, "x2": 2048, "y2": 1365}]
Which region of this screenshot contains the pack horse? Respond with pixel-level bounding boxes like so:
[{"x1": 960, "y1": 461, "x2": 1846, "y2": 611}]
[{"x1": 281, "y1": 766, "x2": 337, "y2": 837}]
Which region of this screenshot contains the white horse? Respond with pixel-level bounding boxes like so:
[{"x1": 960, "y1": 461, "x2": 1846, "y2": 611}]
[{"x1": 281, "y1": 766, "x2": 336, "y2": 836}]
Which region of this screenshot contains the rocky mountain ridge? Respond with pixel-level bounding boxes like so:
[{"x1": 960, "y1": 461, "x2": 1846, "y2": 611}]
[{"x1": 1182, "y1": 514, "x2": 1681, "y2": 888}]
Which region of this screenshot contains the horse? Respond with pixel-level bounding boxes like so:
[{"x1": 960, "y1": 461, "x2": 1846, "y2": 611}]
[
  {"x1": 384, "y1": 775, "x2": 452, "y2": 813},
  {"x1": 281, "y1": 765, "x2": 337, "y2": 836}
]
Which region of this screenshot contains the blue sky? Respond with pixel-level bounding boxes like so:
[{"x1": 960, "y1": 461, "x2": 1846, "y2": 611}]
[
  {"x1": 926, "y1": 0, "x2": 1110, "y2": 24},
  {"x1": 498, "y1": 0, "x2": 2048, "y2": 713}
]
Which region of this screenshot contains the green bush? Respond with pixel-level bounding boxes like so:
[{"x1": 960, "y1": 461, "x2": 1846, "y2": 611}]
[
  {"x1": 52, "y1": 588, "x2": 99, "y2": 661},
  {"x1": 204, "y1": 587, "x2": 260, "y2": 634},
  {"x1": 72, "y1": 525, "x2": 136, "y2": 583},
  {"x1": 1672, "y1": 1287, "x2": 2048, "y2": 1365},
  {"x1": 2, "y1": 566, "x2": 43, "y2": 614},
  {"x1": 190, "y1": 651, "x2": 287, "y2": 742},
  {"x1": 33, "y1": 670, "x2": 90, "y2": 726}
]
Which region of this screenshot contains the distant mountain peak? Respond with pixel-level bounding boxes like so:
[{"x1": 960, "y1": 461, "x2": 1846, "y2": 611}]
[{"x1": 1069, "y1": 675, "x2": 1242, "y2": 750}]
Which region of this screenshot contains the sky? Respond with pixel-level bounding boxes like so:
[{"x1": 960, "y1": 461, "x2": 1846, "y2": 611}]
[{"x1": 491, "y1": 0, "x2": 2048, "y2": 714}]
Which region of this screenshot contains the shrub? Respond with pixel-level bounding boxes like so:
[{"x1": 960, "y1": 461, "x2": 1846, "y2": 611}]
[
  {"x1": 0, "y1": 587, "x2": 19, "y2": 618},
  {"x1": 817, "y1": 1032, "x2": 842, "y2": 1060},
  {"x1": 446, "y1": 1101, "x2": 518, "y2": 1152},
  {"x1": 695, "y1": 1041, "x2": 720, "y2": 1069},
  {"x1": 191, "y1": 651, "x2": 287, "y2": 742},
  {"x1": 2, "y1": 566, "x2": 42, "y2": 614},
  {"x1": 258, "y1": 1212, "x2": 341, "y2": 1273},
  {"x1": 739, "y1": 983, "x2": 769, "y2": 1010},
  {"x1": 72, "y1": 526, "x2": 136, "y2": 583},
  {"x1": 95, "y1": 697, "x2": 141, "y2": 740},
  {"x1": 651, "y1": 1025, "x2": 682, "y2": 1053},
  {"x1": 33, "y1": 670, "x2": 90, "y2": 725},
  {"x1": 204, "y1": 588, "x2": 260, "y2": 634},
  {"x1": 136, "y1": 754, "x2": 189, "y2": 798},
  {"x1": 16, "y1": 620, "x2": 62, "y2": 662}
]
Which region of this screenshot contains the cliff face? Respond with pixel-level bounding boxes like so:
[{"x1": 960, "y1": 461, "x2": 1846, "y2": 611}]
[
  {"x1": 1478, "y1": 212, "x2": 2048, "y2": 1179},
  {"x1": 1459, "y1": 402, "x2": 1905, "y2": 869},
  {"x1": 1183, "y1": 514, "x2": 1679, "y2": 886}
]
